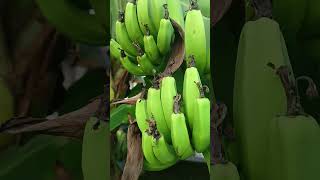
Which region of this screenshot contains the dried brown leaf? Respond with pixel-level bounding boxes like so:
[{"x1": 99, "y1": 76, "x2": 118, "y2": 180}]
[{"x1": 212, "y1": 0, "x2": 233, "y2": 26}]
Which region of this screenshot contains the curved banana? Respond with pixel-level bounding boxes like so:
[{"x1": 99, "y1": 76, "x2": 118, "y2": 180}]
[
  {"x1": 125, "y1": 0, "x2": 144, "y2": 46},
  {"x1": 192, "y1": 96, "x2": 210, "y2": 153},
  {"x1": 135, "y1": 98, "x2": 149, "y2": 132},
  {"x1": 183, "y1": 63, "x2": 201, "y2": 129},
  {"x1": 152, "y1": 135, "x2": 178, "y2": 164},
  {"x1": 167, "y1": 0, "x2": 184, "y2": 29},
  {"x1": 203, "y1": 16, "x2": 211, "y2": 74},
  {"x1": 160, "y1": 76, "x2": 177, "y2": 130},
  {"x1": 157, "y1": 4, "x2": 174, "y2": 55},
  {"x1": 142, "y1": 132, "x2": 163, "y2": 165},
  {"x1": 136, "y1": 0, "x2": 157, "y2": 37},
  {"x1": 116, "y1": 11, "x2": 138, "y2": 56},
  {"x1": 185, "y1": 1, "x2": 207, "y2": 74},
  {"x1": 150, "y1": 0, "x2": 166, "y2": 31},
  {"x1": 171, "y1": 112, "x2": 194, "y2": 160},
  {"x1": 35, "y1": 0, "x2": 107, "y2": 45},
  {"x1": 119, "y1": 50, "x2": 145, "y2": 76},
  {"x1": 143, "y1": 25, "x2": 161, "y2": 64},
  {"x1": 137, "y1": 54, "x2": 156, "y2": 75},
  {"x1": 110, "y1": 39, "x2": 135, "y2": 60},
  {"x1": 146, "y1": 88, "x2": 171, "y2": 143}
]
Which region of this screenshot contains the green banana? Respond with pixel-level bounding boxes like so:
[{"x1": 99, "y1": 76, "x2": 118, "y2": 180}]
[
  {"x1": 143, "y1": 25, "x2": 161, "y2": 64},
  {"x1": 157, "y1": 4, "x2": 174, "y2": 55},
  {"x1": 267, "y1": 115, "x2": 320, "y2": 180},
  {"x1": 146, "y1": 88, "x2": 171, "y2": 143},
  {"x1": 35, "y1": 0, "x2": 107, "y2": 45},
  {"x1": 211, "y1": 162, "x2": 240, "y2": 180},
  {"x1": 116, "y1": 11, "x2": 138, "y2": 56},
  {"x1": 150, "y1": 0, "x2": 166, "y2": 31},
  {"x1": 183, "y1": 64, "x2": 201, "y2": 129},
  {"x1": 136, "y1": 0, "x2": 157, "y2": 37},
  {"x1": 119, "y1": 50, "x2": 145, "y2": 75},
  {"x1": 142, "y1": 132, "x2": 162, "y2": 165},
  {"x1": 192, "y1": 97, "x2": 210, "y2": 153},
  {"x1": 160, "y1": 76, "x2": 177, "y2": 130},
  {"x1": 135, "y1": 98, "x2": 149, "y2": 132},
  {"x1": 171, "y1": 112, "x2": 194, "y2": 160},
  {"x1": 143, "y1": 158, "x2": 177, "y2": 171},
  {"x1": 233, "y1": 17, "x2": 290, "y2": 180},
  {"x1": 185, "y1": 1, "x2": 207, "y2": 74},
  {"x1": 167, "y1": 0, "x2": 184, "y2": 29},
  {"x1": 152, "y1": 135, "x2": 178, "y2": 164},
  {"x1": 110, "y1": 39, "x2": 121, "y2": 60},
  {"x1": 137, "y1": 54, "x2": 156, "y2": 75},
  {"x1": 125, "y1": 0, "x2": 144, "y2": 46},
  {"x1": 203, "y1": 16, "x2": 211, "y2": 74}
]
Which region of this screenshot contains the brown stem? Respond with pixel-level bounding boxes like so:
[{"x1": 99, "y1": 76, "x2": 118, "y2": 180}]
[
  {"x1": 251, "y1": 0, "x2": 272, "y2": 18},
  {"x1": 118, "y1": 11, "x2": 125, "y2": 22},
  {"x1": 190, "y1": 0, "x2": 199, "y2": 10},
  {"x1": 211, "y1": 103, "x2": 228, "y2": 164},
  {"x1": 296, "y1": 76, "x2": 319, "y2": 99},
  {"x1": 187, "y1": 55, "x2": 196, "y2": 68},
  {"x1": 144, "y1": 24, "x2": 150, "y2": 36},
  {"x1": 163, "y1": 4, "x2": 169, "y2": 19},
  {"x1": 173, "y1": 94, "x2": 182, "y2": 114}
]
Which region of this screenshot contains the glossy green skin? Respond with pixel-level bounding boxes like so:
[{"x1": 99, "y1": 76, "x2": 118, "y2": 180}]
[
  {"x1": 120, "y1": 55, "x2": 145, "y2": 75},
  {"x1": 82, "y1": 118, "x2": 109, "y2": 180},
  {"x1": 143, "y1": 35, "x2": 160, "y2": 64},
  {"x1": 192, "y1": 98, "x2": 210, "y2": 153},
  {"x1": 110, "y1": 39, "x2": 121, "y2": 59},
  {"x1": 136, "y1": 0, "x2": 157, "y2": 37},
  {"x1": 233, "y1": 18, "x2": 290, "y2": 180},
  {"x1": 150, "y1": 0, "x2": 165, "y2": 31},
  {"x1": 135, "y1": 99, "x2": 149, "y2": 132},
  {"x1": 125, "y1": 2, "x2": 144, "y2": 46},
  {"x1": 137, "y1": 54, "x2": 156, "y2": 75},
  {"x1": 142, "y1": 132, "x2": 162, "y2": 165},
  {"x1": 171, "y1": 113, "x2": 194, "y2": 159},
  {"x1": 211, "y1": 162, "x2": 240, "y2": 180},
  {"x1": 116, "y1": 21, "x2": 138, "y2": 56},
  {"x1": 160, "y1": 76, "x2": 177, "y2": 130},
  {"x1": 152, "y1": 136, "x2": 178, "y2": 164},
  {"x1": 185, "y1": 9, "x2": 207, "y2": 74},
  {"x1": 183, "y1": 67, "x2": 201, "y2": 129},
  {"x1": 167, "y1": 0, "x2": 184, "y2": 29},
  {"x1": 157, "y1": 18, "x2": 174, "y2": 56},
  {"x1": 267, "y1": 115, "x2": 320, "y2": 180},
  {"x1": 147, "y1": 88, "x2": 171, "y2": 143}
]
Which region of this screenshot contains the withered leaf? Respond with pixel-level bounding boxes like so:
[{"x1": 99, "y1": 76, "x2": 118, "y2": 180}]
[{"x1": 212, "y1": 0, "x2": 232, "y2": 26}]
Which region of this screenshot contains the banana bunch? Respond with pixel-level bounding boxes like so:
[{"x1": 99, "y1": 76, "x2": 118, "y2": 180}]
[
  {"x1": 135, "y1": 63, "x2": 210, "y2": 171},
  {"x1": 110, "y1": 0, "x2": 176, "y2": 76}
]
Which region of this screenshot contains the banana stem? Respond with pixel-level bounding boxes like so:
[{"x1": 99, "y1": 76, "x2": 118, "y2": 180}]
[{"x1": 173, "y1": 94, "x2": 182, "y2": 114}]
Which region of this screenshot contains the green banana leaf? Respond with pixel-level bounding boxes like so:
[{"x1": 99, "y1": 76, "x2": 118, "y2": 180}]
[
  {"x1": 0, "y1": 135, "x2": 68, "y2": 179},
  {"x1": 110, "y1": 104, "x2": 135, "y2": 130}
]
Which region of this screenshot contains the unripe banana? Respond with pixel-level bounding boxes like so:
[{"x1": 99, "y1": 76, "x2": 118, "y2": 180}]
[
  {"x1": 143, "y1": 25, "x2": 161, "y2": 64},
  {"x1": 185, "y1": 1, "x2": 207, "y2": 74},
  {"x1": 152, "y1": 135, "x2": 178, "y2": 164},
  {"x1": 142, "y1": 132, "x2": 163, "y2": 165},
  {"x1": 150, "y1": 0, "x2": 166, "y2": 31},
  {"x1": 133, "y1": 42, "x2": 156, "y2": 75},
  {"x1": 167, "y1": 0, "x2": 184, "y2": 29},
  {"x1": 116, "y1": 11, "x2": 138, "y2": 56},
  {"x1": 160, "y1": 76, "x2": 177, "y2": 130},
  {"x1": 183, "y1": 64, "x2": 201, "y2": 129},
  {"x1": 203, "y1": 16, "x2": 211, "y2": 74},
  {"x1": 119, "y1": 50, "x2": 145, "y2": 75},
  {"x1": 192, "y1": 97, "x2": 210, "y2": 153},
  {"x1": 136, "y1": 0, "x2": 157, "y2": 37},
  {"x1": 110, "y1": 39, "x2": 135, "y2": 61},
  {"x1": 171, "y1": 111, "x2": 194, "y2": 160},
  {"x1": 125, "y1": 0, "x2": 144, "y2": 46},
  {"x1": 234, "y1": 17, "x2": 291, "y2": 180},
  {"x1": 146, "y1": 88, "x2": 171, "y2": 143},
  {"x1": 157, "y1": 4, "x2": 174, "y2": 55},
  {"x1": 135, "y1": 98, "x2": 149, "y2": 132}
]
